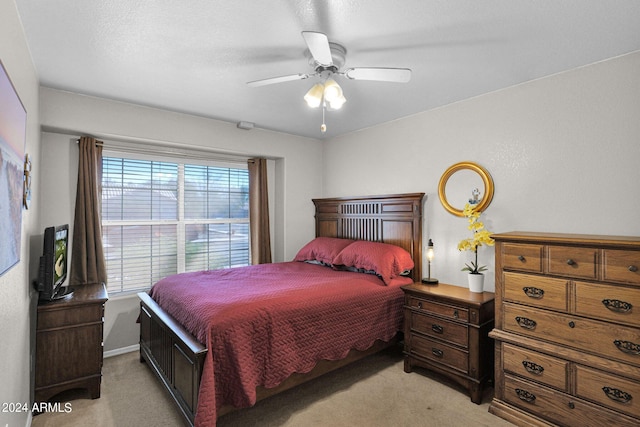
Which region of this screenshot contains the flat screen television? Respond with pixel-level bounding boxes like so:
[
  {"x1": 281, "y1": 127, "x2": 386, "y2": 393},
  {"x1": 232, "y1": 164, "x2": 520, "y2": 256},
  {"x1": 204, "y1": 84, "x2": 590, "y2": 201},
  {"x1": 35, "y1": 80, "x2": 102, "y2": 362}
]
[{"x1": 34, "y1": 224, "x2": 73, "y2": 301}]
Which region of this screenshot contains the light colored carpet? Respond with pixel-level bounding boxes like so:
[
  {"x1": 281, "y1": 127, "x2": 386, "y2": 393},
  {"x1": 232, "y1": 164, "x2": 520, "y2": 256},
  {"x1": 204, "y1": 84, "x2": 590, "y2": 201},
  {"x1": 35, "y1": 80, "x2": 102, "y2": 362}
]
[{"x1": 32, "y1": 346, "x2": 514, "y2": 426}]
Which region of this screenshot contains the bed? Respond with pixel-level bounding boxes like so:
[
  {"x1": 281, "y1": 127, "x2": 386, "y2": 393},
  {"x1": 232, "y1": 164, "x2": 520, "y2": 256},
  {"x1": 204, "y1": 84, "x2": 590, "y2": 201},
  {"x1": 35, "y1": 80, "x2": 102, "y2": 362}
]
[{"x1": 138, "y1": 192, "x2": 425, "y2": 426}]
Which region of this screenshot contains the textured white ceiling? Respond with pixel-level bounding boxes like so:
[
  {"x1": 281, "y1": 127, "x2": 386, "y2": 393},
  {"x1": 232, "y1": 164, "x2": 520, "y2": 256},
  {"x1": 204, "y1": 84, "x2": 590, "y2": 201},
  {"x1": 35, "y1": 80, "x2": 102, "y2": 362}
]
[{"x1": 15, "y1": 0, "x2": 640, "y2": 140}]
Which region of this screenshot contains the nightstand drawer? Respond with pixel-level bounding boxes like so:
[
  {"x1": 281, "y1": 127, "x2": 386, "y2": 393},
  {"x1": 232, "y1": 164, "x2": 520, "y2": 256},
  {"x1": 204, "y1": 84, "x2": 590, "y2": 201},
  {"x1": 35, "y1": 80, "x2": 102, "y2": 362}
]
[
  {"x1": 547, "y1": 245, "x2": 597, "y2": 280},
  {"x1": 503, "y1": 343, "x2": 568, "y2": 391},
  {"x1": 603, "y1": 249, "x2": 640, "y2": 286},
  {"x1": 410, "y1": 334, "x2": 468, "y2": 373},
  {"x1": 576, "y1": 365, "x2": 640, "y2": 419},
  {"x1": 575, "y1": 281, "x2": 640, "y2": 327},
  {"x1": 504, "y1": 272, "x2": 568, "y2": 312},
  {"x1": 406, "y1": 296, "x2": 469, "y2": 322},
  {"x1": 411, "y1": 311, "x2": 468, "y2": 348},
  {"x1": 502, "y1": 243, "x2": 543, "y2": 273}
]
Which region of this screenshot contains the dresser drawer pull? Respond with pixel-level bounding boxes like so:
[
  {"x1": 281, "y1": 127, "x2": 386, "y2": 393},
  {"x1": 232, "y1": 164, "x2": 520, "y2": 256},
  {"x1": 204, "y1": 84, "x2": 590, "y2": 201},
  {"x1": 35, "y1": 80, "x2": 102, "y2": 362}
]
[
  {"x1": 614, "y1": 340, "x2": 640, "y2": 355},
  {"x1": 518, "y1": 255, "x2": 525, "y2": 262},
  {"x1": 431, "y1": 324, "x2": 444, "y2": 334},
  {"x1": 523, "y1": 286, "x2": 544, "y2": 299},
  {"x1": 515, "y1": 316, "x2": 537, "y2": 330},
  {"x1": 417, "y1": 302, "x2": 422, "y2": 309},
  {"x1": 602, "y1": 386, "x2": 632, "y2": 404},
  {"x1": 568, "y1": 401, "x2": 575, "y2": 409},
  {"x1": 432, "y1": 348, "x2": 444, "y2": 358},
  {"x1": 568, "y1": 321, "x2": 575, "y2": 328},
  {"x1": 566, "y1": 259, "x2": 576, "y2": 266},
  {"x1": 453, "y1": 309, "x2": 459, "y2": 319},
  {"x1": 522, "y1": 360, "x2": 544, "y2": 375},
  {"x1": 515, "y1": 388, "x2": 536, "y2": 403},
  {"x1": 629, "y1": 265, "x2": 639, "y2": 272},
  {"x1": 602, "y1": 299, "x2": 633, "y2": 313}
]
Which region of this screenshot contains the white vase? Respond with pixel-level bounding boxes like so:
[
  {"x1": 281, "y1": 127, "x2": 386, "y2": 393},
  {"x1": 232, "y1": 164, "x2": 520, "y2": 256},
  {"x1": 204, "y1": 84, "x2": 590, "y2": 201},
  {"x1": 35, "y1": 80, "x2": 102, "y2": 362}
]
[{"x1": 468, "y1": 273, "x2": 485, "y2": 293}]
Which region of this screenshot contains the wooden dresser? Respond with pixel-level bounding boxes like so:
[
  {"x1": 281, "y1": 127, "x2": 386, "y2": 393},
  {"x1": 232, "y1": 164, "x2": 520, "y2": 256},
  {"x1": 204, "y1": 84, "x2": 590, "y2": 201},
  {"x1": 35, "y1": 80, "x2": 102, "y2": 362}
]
[
  {"x1": 402, "y1": 282, "x2": 495, "y2": 403},
  {"x1": 489, "y1": 232, "x2": 640, "y2": 426},
  {"x1": 35, "y1": 283, "x2": 108, "y2": 403}
]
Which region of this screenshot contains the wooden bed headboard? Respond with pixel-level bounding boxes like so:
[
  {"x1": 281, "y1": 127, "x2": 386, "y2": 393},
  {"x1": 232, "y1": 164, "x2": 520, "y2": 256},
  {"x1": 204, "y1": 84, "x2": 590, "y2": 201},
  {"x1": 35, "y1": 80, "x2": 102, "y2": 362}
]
[{"x1": 313, "y1": 193, "x2": 425, "y2": 282}]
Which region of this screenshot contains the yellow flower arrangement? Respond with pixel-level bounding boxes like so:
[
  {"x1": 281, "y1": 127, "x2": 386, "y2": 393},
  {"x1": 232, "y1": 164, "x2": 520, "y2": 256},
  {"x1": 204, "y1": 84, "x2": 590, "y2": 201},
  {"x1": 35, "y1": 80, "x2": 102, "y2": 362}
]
[{"x1": 458, "y1": 203, "x2": 494, "y2": 274}]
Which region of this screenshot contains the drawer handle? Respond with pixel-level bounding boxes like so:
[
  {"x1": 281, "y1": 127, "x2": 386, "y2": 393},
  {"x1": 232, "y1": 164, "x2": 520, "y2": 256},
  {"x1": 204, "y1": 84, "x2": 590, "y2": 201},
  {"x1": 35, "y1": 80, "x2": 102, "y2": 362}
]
[
  {"x1": 629, "y1": 265, "x2": 638, "y2": 273},
  {"x1": 602, "y1": 386, "x2": 632, "y2": 404},
  {"x1": 453, "y1": 309, "x2": 459, "y2": 319},
  {"x1": 602, "y1": 299, "x2": 633, "y2": 313},
  {"x1": 431, "y1": 324, "x2": 444, "y2": 334},
  {"x1": 522, "y1": 360, "x2": 544, "y2": 375},
  {"x1": 432, "y1": 348, "x2": 444, "y2": 358},
  {"x1": 523, "y1": 286, "x2": 544, "y2": 299},
  {"x1": 417, "y1": 302, "x2": 422, "y2": 309},
  {"x1": 518, "y1": 255, "x2": 525, "y2": 262},
  {"x1": 516, "y1": 316, "x2": 537, "y2": 330},
  {"x1": 515, "y1": 388, "x2": 536, "y2": 403},
  {"x1": 614, "y1": 340, "x2": 640, "y2": 355},
  {"x1": 568, "y1": 321, "x2": 575, "y2": 328},
  {"x1": 566, "y1": 259, "x2": 576, "y2": 266}
]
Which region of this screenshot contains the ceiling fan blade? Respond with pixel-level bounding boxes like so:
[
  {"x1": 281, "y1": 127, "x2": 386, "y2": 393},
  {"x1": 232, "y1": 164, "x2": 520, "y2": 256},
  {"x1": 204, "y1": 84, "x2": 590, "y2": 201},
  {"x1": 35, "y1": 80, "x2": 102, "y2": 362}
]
[
  {"x1": 344, "y1": 67, "x2": 412, "y2": 83},
  {"x1": 301, "y1": 31, "x2": 333, "y2": 66},
  {"x1": 247, "y1": 73, "x2": 309, "y2": 87}
]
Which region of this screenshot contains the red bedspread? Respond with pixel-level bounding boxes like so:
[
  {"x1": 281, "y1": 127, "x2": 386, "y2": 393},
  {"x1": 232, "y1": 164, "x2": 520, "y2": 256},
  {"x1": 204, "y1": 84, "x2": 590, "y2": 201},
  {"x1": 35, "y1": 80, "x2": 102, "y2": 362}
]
[{"x1": 149, "y1": 261, "x2": 409, "y2": 427}]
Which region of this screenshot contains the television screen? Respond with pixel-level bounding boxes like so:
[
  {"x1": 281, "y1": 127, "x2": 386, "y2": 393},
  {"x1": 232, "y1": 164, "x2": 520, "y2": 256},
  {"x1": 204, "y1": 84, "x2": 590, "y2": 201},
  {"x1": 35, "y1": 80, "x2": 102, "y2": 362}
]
[{"x1": 53, "y1": 226, "x2": 67, "y2": 287}]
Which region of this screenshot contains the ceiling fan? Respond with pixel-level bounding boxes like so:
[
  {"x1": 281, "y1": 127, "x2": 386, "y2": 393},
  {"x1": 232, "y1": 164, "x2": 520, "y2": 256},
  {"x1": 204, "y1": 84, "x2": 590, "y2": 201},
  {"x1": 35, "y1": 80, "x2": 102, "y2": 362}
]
[{"x1": 247, "y1": 31, "x2": 411, "y2": 132}]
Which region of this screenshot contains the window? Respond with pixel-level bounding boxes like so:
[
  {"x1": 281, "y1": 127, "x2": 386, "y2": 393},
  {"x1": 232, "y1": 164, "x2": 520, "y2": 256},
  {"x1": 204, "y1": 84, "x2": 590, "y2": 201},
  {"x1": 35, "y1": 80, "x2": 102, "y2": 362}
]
[{"x1": 101, "y1": 155, "x2": 250, "y2": 294}]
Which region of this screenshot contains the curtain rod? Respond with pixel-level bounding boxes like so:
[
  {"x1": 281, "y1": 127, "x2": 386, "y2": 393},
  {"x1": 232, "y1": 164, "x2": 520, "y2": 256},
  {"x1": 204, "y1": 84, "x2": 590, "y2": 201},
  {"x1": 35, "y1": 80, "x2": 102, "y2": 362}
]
[{"x1": 75, "y1": 137, "x2": 252, "y2": 165}]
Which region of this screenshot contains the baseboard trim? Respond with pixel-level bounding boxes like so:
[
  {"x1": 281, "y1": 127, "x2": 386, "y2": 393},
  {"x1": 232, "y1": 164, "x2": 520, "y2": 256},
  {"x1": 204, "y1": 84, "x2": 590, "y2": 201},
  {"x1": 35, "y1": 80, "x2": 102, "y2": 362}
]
[{"x1": 104, "y1": 344, "x2": 139, "y2": 358}]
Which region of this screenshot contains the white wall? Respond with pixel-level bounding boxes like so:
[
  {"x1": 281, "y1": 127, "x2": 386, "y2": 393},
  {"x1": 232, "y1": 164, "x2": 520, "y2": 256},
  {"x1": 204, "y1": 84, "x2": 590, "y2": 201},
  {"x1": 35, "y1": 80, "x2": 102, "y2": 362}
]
[
  {"x1": 38, "y1": 89, "x2": 324, "y2": 352},
  {"x1": 323, "y1": 51, "x2": 640, "y2": 292},
  {"x1": 0, "y1": 1, "x2": 41, "y2": 426}
]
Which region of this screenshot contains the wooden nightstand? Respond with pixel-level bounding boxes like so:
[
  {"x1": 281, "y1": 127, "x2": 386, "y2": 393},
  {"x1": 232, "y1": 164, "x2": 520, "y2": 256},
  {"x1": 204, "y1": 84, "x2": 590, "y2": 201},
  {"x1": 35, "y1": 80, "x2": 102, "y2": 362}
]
[
  {"x1": 35, "y1": 282, "x2": 108, "y2": 403},
  {"x1": 401, "y1": 282, "x2": 495, "y2": 404}
]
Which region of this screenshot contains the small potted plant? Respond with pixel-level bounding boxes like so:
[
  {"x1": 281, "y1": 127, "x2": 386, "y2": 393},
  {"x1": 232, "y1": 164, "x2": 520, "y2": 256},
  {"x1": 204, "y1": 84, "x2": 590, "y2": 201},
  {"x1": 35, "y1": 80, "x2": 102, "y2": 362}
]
[{"x1": 458, "y1": 203, "x2": 494, "y2": 292}]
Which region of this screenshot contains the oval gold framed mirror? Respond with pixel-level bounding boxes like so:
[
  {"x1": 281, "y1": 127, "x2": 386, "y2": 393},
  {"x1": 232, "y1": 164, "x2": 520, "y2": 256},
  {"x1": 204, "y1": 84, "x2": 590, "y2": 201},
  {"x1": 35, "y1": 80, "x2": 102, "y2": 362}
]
[{"x1": 438, "y1": 161, "x2": 494, "y2": 217}]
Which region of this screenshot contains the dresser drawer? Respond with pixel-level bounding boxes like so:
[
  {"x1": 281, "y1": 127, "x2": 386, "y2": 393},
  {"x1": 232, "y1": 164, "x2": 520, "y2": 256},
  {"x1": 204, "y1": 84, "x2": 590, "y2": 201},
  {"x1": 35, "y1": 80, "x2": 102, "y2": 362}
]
[
  {"x1": 503, "y1": 343, "x2": 568, "y2": 391},
  {"x1": 37, "y1": 304, "x2": 104, "y2": 330},
  {"x1": 504, "y1": 303, "x2": 640, "y2": 367},
  {"x1": 411, "y1": 311, "x2": 468, "y2": 348},
  {"x1": 502, "y1": 243, "x2": 543, "y2": 273},
  {"x1": 603, "y1": 249, "x2": 640, "y2": 286},
  {"x1": 410, "y1": 334, "x2": 468, "y2": 373},
  {"x1": 503, "y1": 272, "x2": 568, "y2": 312},
  {"x1": 575, "y1": 281, "x2": 640, "y2": 327},
  {"x1": 576, "y1": 365, "x2": 640, "y2": 419},
  {"x1": 547, "y1": 245, "x2": 597, "y2": 280},
  {"x1": 504, "y1": 374, "x2": 639, "y2": 427},
  {"x1": 406, "y1": 296, "x2": 469, "y2": 322}
]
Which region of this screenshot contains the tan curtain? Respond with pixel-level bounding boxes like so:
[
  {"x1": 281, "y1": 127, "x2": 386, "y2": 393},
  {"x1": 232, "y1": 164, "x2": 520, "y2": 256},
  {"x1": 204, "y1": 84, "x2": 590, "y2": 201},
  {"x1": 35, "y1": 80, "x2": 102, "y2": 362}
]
[
  {"x1": 70, "y1": 136, "x2": 107, "y2": 285},
  {"x1": 248, "y1": 158, "x2": 272, "y2": 264}
]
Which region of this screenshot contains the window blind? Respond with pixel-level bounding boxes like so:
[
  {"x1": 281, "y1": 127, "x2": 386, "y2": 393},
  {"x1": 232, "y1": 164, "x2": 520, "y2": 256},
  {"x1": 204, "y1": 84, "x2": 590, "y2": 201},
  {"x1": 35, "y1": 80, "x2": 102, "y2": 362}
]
[{"x1": 102, "y1": 156, "x2": 249, "y2": 294}]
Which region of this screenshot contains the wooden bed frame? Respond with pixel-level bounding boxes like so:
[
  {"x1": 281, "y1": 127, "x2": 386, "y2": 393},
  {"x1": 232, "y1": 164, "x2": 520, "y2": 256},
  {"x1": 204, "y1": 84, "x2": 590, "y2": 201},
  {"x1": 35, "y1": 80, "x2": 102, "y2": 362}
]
[{"x1": 138, "y1": 192, "x2": 425, "y2": 426}]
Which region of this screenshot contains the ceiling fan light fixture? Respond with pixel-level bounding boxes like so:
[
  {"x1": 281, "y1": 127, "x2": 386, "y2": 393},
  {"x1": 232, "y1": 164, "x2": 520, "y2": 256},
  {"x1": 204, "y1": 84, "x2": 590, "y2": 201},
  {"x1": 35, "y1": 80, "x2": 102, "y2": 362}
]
[
  {"x1": 329, "y1": 93, "x2": 347, "y2": 110},
  {"x1": 322, "y1": 79, "x2": 342, "y2": 103},
  {"x1": 304, "y1": 83, "x2": 324, "y2": 108}
]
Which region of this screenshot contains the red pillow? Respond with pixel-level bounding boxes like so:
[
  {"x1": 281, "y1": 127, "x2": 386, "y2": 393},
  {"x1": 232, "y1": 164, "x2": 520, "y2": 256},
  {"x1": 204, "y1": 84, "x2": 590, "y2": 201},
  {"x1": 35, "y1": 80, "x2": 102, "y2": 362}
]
[
  {"x1": 332, "y1": 240, "x2": 414, "y2": 285},
  {"x1": 293, "y1": 237, "x2": 355, "y2": 266}
]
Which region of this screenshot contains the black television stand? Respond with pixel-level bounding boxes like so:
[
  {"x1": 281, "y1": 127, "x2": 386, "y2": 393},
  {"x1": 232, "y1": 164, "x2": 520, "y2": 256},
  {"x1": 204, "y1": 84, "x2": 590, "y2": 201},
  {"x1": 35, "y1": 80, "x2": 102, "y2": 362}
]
[{"x1": 44, "y1": 286, "x2": 75, "y2": 302}]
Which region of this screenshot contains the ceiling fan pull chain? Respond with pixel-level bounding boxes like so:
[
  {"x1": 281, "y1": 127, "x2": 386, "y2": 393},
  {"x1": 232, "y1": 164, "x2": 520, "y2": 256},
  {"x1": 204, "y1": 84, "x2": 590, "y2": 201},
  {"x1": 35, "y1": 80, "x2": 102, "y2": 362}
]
[{"x1": 321, "y1": 103, "x2": 327, "y2": 133}]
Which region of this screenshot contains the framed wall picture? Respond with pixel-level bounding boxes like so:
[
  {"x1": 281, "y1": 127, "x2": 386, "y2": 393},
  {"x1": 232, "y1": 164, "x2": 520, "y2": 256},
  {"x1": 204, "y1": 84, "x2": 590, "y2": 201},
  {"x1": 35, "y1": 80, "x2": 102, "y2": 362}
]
[{"x1": 0, "y1": 60, "x2": 27, "y2": 276}]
